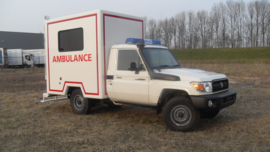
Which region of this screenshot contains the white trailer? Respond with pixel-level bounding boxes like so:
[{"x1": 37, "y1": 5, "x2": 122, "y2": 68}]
[
  {"x1": 7, "y1": 49, "x2": 33, "y2": 67},
  {"x1": 0, "y1": 48, "x2": 8, "y2": 67},
  {"x1": 23, "y1": 49, "x2": 45, "y2": 66},
  {"x1": 42, "y1": 10, "x2": 236, "y2": 132}
]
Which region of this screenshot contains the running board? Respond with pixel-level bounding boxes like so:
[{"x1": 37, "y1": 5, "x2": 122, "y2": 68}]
[{"x1": 41, "y1": 93, "x2": 68, "y2": 102}]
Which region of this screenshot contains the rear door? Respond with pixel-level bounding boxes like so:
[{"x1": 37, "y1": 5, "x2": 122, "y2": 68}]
[{"x1": 113, "y1": 49, "x2": 149, "y2": 104}]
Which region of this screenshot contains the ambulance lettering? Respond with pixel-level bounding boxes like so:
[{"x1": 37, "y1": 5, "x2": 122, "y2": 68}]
[{"x1": 52, "y1": 54, "x2": 92, "y2": 63}]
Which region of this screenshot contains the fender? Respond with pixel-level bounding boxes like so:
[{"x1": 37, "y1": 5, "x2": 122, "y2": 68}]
[{"x1": 156, "y1": 89, "x2": 190, "y2": 115}]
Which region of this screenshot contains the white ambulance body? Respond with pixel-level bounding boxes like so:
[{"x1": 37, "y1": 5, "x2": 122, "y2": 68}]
[
  {"x1": 44, "y1": 10, "x2": 144, "y2": 99},
  {"x1": 42, "y1": 10, "x2": 236, "y2": 132}
]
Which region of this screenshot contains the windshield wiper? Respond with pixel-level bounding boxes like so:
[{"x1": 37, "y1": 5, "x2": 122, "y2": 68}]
[
  {"x1": 155, "y1": 65, "x2": 169, "y2": 72},
  {"x1": 154, "y1": 65, "x2": 170, "y2": 72},
  {"x1": 172, "y1": 64, "x2": 180, "y2": 68},
  {"x1": 159, "y1": 65, "x2": 169, "y2": 67}
]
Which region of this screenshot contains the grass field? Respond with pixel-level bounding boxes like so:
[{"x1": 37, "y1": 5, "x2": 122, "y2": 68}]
[
  {"x1": 171, "y1": 47, "x2": 270, "y2": 64},
  {"x1": 1, "y1": 47, "x2": 270, "y2": 151}
]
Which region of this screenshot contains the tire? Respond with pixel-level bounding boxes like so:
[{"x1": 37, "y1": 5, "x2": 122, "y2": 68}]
[
  {"x1": 70, "y1": 89, "x2": 92, "y2": 114},
  {"x1": 163, "y1": 96, "x2": 200, "y2": 132},
  {"x1": 200, "y1": 110, "x2": 220, "y2": 118}
]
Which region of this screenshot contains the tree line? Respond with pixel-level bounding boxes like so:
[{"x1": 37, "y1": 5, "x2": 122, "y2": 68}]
[{"x1": 145, "y1": 0, "x2": 270, "y2": 49}]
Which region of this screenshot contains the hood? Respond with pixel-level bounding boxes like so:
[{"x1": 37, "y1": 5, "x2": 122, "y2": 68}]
[{"x1": 154, "y1": 68, "x2": 227, "y2": 81}]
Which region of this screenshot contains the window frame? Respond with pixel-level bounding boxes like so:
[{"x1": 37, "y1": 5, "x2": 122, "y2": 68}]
[
  {"x1": 58, "y1": 27, "x2": 84, "y2": 52},
  {"x1": 117, "y1": 49, "x2": 146, "y2": 72}
]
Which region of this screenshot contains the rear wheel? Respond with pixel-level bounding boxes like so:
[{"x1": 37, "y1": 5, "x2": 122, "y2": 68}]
[
  {"x1": 163, "y1": 96, "x2": 200, "y2": 132},
  {"x1": 200, "y1": 110, "x2": 220, "y2": 118},
  {"x1": 70, "y1": 89, "x2": 92, "y2": 114}
]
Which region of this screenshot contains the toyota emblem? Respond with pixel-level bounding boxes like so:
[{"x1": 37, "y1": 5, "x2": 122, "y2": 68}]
[{"x1": 220, "y1": 82, "x2": 223, "y2": 88}]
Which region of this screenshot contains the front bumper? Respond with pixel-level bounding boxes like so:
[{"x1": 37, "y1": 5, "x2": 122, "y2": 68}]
[{"x1": 190, "y1": 89, "x2": 236, "y2": 110}]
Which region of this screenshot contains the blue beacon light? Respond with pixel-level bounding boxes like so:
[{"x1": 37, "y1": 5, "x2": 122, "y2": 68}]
[
  {"x1": 125, "y1": 38, "x2": 144, "y2": 44},
  {"x1": 125, "y1": 38, "x2": 161, "y2": 45}
]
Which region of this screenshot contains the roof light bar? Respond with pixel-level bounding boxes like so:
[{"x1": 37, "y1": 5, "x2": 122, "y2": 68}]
[
  {"x1": 125, "y1": 38, "x2": 161, "y2": 45},
  {"x1": 144, "y1": 39, "x2": 153, "y2": 44},
  {"x1": 152, "y1": 40, "x2": 161, "y2": 45},
  {"x1": 125, "y1": 38, "x2": 144, "y2": 44}
]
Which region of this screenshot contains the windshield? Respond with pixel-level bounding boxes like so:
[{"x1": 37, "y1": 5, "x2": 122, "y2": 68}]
[{"x1": 142, "y1": 48, "x2": 180, "y2": 69}]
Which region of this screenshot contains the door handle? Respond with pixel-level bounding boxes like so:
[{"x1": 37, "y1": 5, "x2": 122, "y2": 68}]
[
  {"x1": 117, "y1": 77, "x2": 122, "y2": 79},
  {"x1": 135, "y1": 78, "x2": 145, "y2": 81}
]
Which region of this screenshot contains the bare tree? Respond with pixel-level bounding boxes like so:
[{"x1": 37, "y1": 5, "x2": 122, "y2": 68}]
[
  {"x1": 208, "y1": 14, "x2": 215, "y2": 48},
  {"x1": 260, "y1": 0, "x2": 269, "y2": 46},
  {"x1": 211, "y1": 3, "x2": 221, "y2": 48},
  {"x1": 193, "y1": 16, "x2": 201, "y2": 49},
  {"x1": 234, "y1": 0, "x2": 246, "y2": 48},
  {"x1": 175, "y1": 11, "x2": 186, "y2": 49},
  {"x1": 197, "y1": 10, "x2": 209, "y2": 48},
  {"x1": 227, "y1": 0, "x2": 238, "y2": 48},
  {"x1": 187, "y1": 11, "x2": 195, "y2": 49},
  {"x1": 161, "y1": 18, "x2": 174, "y2": 48},
  {"x1": 170, "y1": 17, "x2": 178, "y2": 49},
  {"x1": 156, "y1": 20, "x2": 163, "y2": 41},
  {"x1": 268, "y1": 4, "x2": 270, "y2": 47},
  {"x1": 144, "y1": 0, "x2": 270, "y2": 49},
  {"x1": 220, "y1": 2, "x2": 228, "y2": 48},
  {"x1": 147, "y1": 19, "x2": 157, "y2": 39},
  {"x1": 254, "y1": 0, "x2": 262, "y2": 47},
  {"x1": 247, "y1": 1, "x2": 255, "y2": 47}
]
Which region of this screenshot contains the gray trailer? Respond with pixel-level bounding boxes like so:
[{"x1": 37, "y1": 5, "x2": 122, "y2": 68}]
[{"x1": 7, "y1": 49, "x2": 33, "y2": 68}]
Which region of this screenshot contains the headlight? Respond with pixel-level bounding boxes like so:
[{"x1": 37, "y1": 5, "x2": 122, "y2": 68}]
[{"x1": 191, "y1": 82, "x2": 212, "y2": 92}]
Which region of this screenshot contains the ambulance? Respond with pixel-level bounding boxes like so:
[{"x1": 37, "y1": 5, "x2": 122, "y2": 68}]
[{"x1": 42, "y1": 10, "x2": 236, "y2": 131}]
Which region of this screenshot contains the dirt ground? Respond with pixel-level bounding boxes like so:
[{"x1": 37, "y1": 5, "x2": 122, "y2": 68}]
[{"x1": 0, "y1": 64, "x2": 270, "y2": 152}]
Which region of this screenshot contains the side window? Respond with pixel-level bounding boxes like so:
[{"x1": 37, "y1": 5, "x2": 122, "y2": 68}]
[
  {"x1": 117, "y1": 50, "x2": 145, "y2": 71},
  {"x1": 25, "y1": 55, "x2": 31, "y2": 61},
  {"x1": 58, "y1": 28, "x2": 83, "y2": 52}
]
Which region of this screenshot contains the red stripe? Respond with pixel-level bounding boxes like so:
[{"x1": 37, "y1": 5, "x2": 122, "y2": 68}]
[
  {"x1": 103, "y1": 14, "x2": 144, "y2": 95},
  {"x1": 50, "y1": 81, "x2": 99, "y2": 95},
  {"x1": 47, "y1": 14, "x2": 99, "y2": 95}
]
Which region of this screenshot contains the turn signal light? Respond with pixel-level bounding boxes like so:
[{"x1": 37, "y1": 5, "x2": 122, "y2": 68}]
[{"x1": 192, "y1": 84, "x2": 205, "y2": 91}]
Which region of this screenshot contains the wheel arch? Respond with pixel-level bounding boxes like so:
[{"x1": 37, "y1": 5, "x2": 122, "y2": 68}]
[
  {"x1": 67, "y1": 87, "x2": 81, "y2": 98},
  {"x1": 157, "y1": 89, "x2": 191, "y2": 115}
]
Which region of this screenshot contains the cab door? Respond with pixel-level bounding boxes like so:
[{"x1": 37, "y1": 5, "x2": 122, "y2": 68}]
[
  {"x1": 24, "y1": 54, "x2": 34, "y2": 67},
  {"x1": 112, "y1": 49, "x2": 149, "y2": 104}
]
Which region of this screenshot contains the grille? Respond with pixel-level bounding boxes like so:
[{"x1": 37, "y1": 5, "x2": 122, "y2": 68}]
[{"x1": 212, "y1": 79, "x2": 229, "y2": 92}]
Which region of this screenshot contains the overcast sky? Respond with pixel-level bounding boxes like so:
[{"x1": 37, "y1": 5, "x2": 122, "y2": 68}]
[{"x1": 0, "y1": 0, "x2": 252, "y2": 33}]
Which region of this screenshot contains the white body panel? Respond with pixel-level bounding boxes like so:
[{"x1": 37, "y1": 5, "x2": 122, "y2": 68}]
[
  {"x1": 24, "y1": 49, "x2": 45, "y2": 65},
  {"x1": 106, "y1": 44, "x2": 228, "y2": 106},
  {"x1": 7, "y1": 49, "x2": 33, "y2": 66},
  {"x1": 0, "y1": 48, "x2": 8, "y2": 66},
  {"x1": 44, "y1": 10, "x2": 144, "y2": 99},
  {"x1": 7, "y1": 49, "x2": 23, "y2": 66}
]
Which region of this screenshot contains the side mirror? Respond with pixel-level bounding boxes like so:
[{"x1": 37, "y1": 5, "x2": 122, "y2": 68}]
[{"x1": 135, "y1": 64, "x2": 144, "y2": 74}]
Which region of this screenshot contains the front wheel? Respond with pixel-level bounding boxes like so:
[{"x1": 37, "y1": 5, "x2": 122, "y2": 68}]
[
  {"x1": 70, "y1": 89, "x2": 92, "y2": 114},
  {"x1": 163, "y1": 97, "x2": 200, "y2": 132}
]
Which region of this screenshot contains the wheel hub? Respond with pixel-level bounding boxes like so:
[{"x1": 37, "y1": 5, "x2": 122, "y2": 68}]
[
  {"x1": 74, "y1": 95, "x2": 84, "y2": 110},
  {"x1": 170, "y1": 105, "x2": 192, "y2": 126}
]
